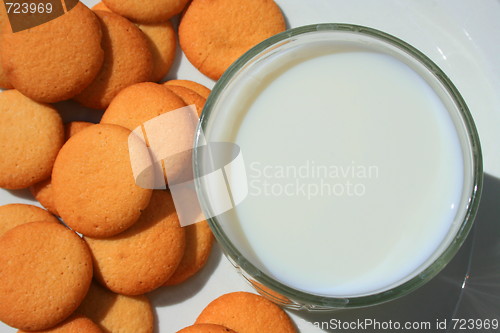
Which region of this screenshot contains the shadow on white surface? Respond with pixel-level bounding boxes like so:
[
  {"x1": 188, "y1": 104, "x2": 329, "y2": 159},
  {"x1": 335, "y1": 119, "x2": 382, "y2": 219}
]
[{"x1": 5, "y1": 189, "x2": 34, "y2": 201}]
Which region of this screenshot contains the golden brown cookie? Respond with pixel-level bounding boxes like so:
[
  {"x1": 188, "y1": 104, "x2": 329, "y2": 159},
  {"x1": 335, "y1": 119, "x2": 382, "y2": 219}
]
[
  {"x1": 0, "y1": 203, "x2": 59, "y2": 238},
  {"x1": 85, "y1": 190, "x2": 185, "y2": 295},
  {"x1": 0, "y1": 222, "x2": 93, "y2": 331},
  {"x1": 177, "y1": 324, "x2": 237, "y2": 333},
  {"x1": 138, "y1": 21, "x2": 177, "y2": 82},
  {"x1": 165, "y1": 220, "x2": 213, "y2": 285},
  {"x1": 164, "y1": 80, "x2": 212, "y2": 99},
  {"x1": 90, "y1": 3, "x2": 175, "y2": 82},
  {"x1": 17, "y1": 314, "x2": 103, "y2": 333},
  {"x1": 196, "y1": 292, "x2": 297, "y2": 333},
  {"x1": 0, "y1": 2, "x2": 104, "y2": 103},
  {"x1": 101, "y1": 81, "x2": 186, "y2": 130},
  {"x1": 164, "y1": 84, "x2": 206, "y2": 116},
  {"x1": 102, "y1": 0, "x2": 189, "y2": 23},
  {"x1": 179, "y1": 0, "x2": 286, "y2": 80},
  {"x1": 52, "y1": 123, "x2": 152, "y2": 238},
  {"x1": 30, "y1": 122, "x2": 94, "y2": 215},
  {"x1": 0, "y1": 90, "x2": 64, "y2": 189},
  {"x1": 74, "y1": 10, "x2": 153, "y2": 109},
  {"x1": 76, "y1": 282, "x2": 154, "y2": 333}
]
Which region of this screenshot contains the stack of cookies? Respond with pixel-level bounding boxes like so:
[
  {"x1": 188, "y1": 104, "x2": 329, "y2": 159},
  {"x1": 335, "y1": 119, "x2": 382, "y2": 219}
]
[
  {"x1": 0, "y1": 0, "x2": 292, "y2": 332},
  {"x1": 178, "y1": 291, "x2": 297, "y2": 333}
]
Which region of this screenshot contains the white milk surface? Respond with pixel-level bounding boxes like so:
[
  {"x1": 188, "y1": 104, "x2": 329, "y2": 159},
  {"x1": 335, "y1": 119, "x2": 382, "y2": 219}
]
[{"x1": 217, "y1": 50, "x2": 464, "y2": 297}]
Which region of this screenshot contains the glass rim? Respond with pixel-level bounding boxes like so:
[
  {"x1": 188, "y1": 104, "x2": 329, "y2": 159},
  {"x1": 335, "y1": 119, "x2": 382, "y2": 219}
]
[{"x1": 193, "y1": 23, "x2": 483, "y2": 308}]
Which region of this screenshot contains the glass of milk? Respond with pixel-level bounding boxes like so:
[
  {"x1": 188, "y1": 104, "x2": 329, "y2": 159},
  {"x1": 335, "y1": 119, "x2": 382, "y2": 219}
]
[{"x1": 193, "y1": 24, "x2": 483, "y2": 310}]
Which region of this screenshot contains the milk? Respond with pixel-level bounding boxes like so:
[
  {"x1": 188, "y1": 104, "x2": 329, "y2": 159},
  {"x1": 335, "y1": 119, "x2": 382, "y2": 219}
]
[{"x1": 204, "y1": 43, "x2": 466, "y2": 297}]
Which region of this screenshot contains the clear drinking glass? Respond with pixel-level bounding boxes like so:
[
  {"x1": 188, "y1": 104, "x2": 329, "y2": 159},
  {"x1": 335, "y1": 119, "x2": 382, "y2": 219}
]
[{"x1": 193, "y1": 24, "x2": 483, "y2": 310}]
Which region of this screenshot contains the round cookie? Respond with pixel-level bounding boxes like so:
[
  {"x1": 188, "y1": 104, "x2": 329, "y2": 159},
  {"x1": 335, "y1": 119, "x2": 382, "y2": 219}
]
[
  {"x1": 0, "y1": 222, "x2": 93, "y2": 331},
  {"x1": 52, "y1": 124, "x2": 152, "y2": 238},
  {"x1": 0, "y1": 90, "x2": 64, "y2": 189},
  {"x1": 165, "y1": 80, "x2": 212, "y2": 99},
  {"x1": 196, "y1": 292, "x2": 297, "y2": 333},
  {"x1": 90, "y1": 3, "x2": 176, "y2": 82},
  {"x1": 17, "y1": 314, "x2": 103, "y2": 333},
  {"x1": 164, "y1": 84, "x2": 206, "y2": 116},
  {"x1": 165, "y1": 220, "x2": 214, "y2": 285},
  {"x1": 179, "y1": 0, "x2": 286, "y2": 80},
  {"x1": 138, "y1": 21, "x2": 177, "y2": 82},
  {"x1": 76, "y1": 283, "x2": 154, "y2": 333},
  {"x1": 30, "y1": 122, "x2": 94, "y2": 215},
  {"x1": 0, "y1": 203, "x2": 59, "y2": 237},
  {"x1": 74, "y1": 10, "x2": 153, "y2": 109},
  {"x1": 101, "y1": 81, "x2": 186, "y2": 130},
  {"x1": 178, "y1": 324, "x2": 237, "y2": 333},
  {"x1": 0, "y1": 2, "x2": 104, "y2": 103},
  {"x1": 86, "y1": 190, "x2": 186, "y2": 295},
  {"x1": 102, "y1": 0, "x2": 189, "y2": 23}
]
